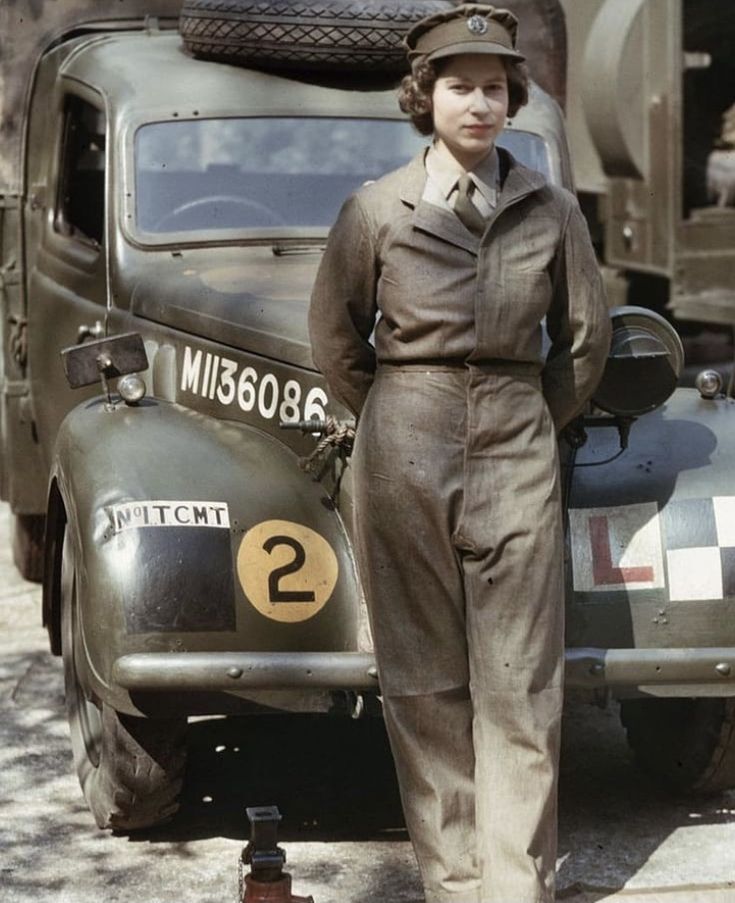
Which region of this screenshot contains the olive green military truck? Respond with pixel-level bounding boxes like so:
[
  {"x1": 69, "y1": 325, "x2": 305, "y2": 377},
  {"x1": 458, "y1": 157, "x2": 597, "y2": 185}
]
[{"x1": 2, "y1": 0, "x2": 735, "y2": 832}]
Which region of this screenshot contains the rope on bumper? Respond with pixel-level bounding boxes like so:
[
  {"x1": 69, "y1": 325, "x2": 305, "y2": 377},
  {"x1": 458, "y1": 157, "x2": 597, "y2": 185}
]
[{"x1": 299, "y1": 415, "x2": 356, "y2": 478}]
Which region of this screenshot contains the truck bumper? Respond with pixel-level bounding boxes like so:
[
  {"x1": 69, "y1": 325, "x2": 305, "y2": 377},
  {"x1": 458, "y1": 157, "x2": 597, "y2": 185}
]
[
  {"x1": 566, "y1": 647, "x2": 735, "y2": 691},
  {"x1": 113, "y1": 647, "x2": 735, "y2": 694},
  {"x1": 113, "y1": 652, "x2": 380, "y2": 692}
]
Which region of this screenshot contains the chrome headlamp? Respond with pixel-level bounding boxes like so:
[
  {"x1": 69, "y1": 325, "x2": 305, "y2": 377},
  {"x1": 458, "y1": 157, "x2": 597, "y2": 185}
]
[{"x1": 592, "y1": 306, "x2": 684, "y2": 417}]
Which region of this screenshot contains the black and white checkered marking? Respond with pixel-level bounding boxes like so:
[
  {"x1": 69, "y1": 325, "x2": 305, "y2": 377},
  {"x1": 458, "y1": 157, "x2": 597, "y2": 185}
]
[{"x1": 570, "y1": 496, "x2": 735, "y2": 600}]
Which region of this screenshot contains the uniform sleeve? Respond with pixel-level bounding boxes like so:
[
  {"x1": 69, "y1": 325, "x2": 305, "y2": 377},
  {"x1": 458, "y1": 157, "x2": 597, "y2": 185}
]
[
  {"x1": 308, "y1": 193, "x2": 378, "y2": 417},
  {"x1": 542, "y1": 195, "x2": 611, "y2": 431}
]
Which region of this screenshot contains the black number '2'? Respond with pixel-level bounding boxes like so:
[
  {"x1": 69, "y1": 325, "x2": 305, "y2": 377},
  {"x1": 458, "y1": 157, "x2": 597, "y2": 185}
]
[{"x1": 262, "y1": 535, "x2": 316, "y2": 603}]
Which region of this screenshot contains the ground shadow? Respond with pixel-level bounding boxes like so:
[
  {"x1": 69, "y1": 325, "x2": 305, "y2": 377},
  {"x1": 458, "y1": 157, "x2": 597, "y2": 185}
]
[
  {"x1": 4, "y1": 647, "x2": 735, "y2": 901},
  {"x1": 556, "y1": 693, "x2": 735, "y2": 898},
  {"x1": 135, "y1": 695, "x2": 735, "y2": 898},
  {"x1": 153, "y1": 714, "x2": 406, "y2": 843}
]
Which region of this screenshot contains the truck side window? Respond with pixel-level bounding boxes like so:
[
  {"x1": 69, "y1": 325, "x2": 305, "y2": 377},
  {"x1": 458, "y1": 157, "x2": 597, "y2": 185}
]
[{"x1": 55, "y1": 96, "x2": 106, "y2": 246}]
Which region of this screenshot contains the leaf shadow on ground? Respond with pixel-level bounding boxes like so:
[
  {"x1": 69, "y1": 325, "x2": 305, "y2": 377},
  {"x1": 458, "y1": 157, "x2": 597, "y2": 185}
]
[{"x1": 1, "y1": 653, "x2": 219, "y2": 902}]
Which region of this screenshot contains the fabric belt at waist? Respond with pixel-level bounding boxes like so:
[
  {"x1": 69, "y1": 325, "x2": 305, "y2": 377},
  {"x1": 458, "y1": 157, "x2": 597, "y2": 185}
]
[{"x1": 376, "y1": 359, "x2": 543, "y2": 377}]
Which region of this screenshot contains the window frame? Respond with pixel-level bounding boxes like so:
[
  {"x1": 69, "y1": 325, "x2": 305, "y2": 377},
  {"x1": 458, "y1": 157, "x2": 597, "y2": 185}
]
[
  {"x1": 52, "y1": 88, "x2": 108, "y2": 253},
  {"x1": 124, "y1": 113, "x2": 554, "y2": 248}
]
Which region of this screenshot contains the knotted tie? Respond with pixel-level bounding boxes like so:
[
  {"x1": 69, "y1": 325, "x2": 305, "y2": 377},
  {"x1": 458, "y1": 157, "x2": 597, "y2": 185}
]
[{"x1": 453, "y1": 174, "x2": 486, "y2": 237}]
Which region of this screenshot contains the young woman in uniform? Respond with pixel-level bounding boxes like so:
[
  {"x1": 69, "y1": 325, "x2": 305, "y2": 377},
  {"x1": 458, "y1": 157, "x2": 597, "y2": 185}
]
[{"x1": 309, "y1": 5, "x2": 611, "y2": 901}]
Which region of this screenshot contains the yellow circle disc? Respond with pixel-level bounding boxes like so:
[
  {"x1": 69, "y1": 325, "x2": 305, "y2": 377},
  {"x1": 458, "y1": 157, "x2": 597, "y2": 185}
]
[{"x1": 237, "y1": 519, "x2": 339, "y2": 623}]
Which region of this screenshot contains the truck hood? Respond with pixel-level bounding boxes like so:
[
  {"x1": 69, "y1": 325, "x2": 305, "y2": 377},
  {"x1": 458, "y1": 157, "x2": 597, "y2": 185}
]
[{"x1": 129, "y1": 246, "x2": 325, "y2": 370}]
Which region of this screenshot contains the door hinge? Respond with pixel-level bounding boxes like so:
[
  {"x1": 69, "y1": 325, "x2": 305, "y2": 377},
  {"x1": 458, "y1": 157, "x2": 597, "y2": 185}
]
[
  {"x1": 0, "y1": 195, "x2": 21, "y2": 210},
  {"x1": 8, "y1": 315, "x2": 27, "y2": 369}
]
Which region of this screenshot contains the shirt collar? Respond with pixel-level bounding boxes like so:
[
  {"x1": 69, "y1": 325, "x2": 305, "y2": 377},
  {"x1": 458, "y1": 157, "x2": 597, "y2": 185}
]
[
  {"x1": 399, "y1": 146, "x2": 547, "y2": 212},
  {"x1": 425, "y1": 145, "x2": 499, "y2": 206}
]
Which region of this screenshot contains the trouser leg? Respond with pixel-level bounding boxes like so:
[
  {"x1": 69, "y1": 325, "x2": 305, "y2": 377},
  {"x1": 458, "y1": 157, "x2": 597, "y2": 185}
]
[
  {"x1": 466, "y1": 546, "x2": 563, "y2": 903},
  {"x1": 353, "y1": 371, "x2": 563, "y2": 903},
  {"x1": 469, "y1": 686, "x2": 562, "y2": 903},
  {"x1": 461, "y1": 372, "x2": 565, "y2": 903},
  {"x1": 463, "y1": 529, "x2": 563, "y2": 903},
  {"x1": 352, "y1": 372, "x2": 477, "y2": 901},
  {"x1": 382, "y1": 689, "x2": 480, "y2": 903}
]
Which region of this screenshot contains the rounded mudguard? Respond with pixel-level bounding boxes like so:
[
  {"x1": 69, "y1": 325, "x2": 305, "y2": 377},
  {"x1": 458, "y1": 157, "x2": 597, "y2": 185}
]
[
  {"x1": 567, "y1": 386, "x2": 735, "y2": 792},
  {"x1": 46, "y1": 395, "x2": 362, "y2": 715},
  {"x1": 565, "y1": 387, "x2": 735, "y2": 663}
]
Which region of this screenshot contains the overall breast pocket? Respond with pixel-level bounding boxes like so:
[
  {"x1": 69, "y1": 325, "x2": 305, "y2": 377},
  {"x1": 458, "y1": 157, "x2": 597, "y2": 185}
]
[
  {"x1": 517, "y1": 215, "x2": 559, "y2": 272},
  {"x1": 505, "y1": 270, "x2": 552, "y2": 319},
  {"x1": 490, "y1": 270, "x2": 553, "y2": 357}
]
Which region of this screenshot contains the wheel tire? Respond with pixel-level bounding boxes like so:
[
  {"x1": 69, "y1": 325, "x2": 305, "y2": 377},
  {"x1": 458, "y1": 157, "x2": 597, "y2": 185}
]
[
  {"x1": 61, "y1": 528, "x2": 187, "y2": 830},
  {"x1": 179, "y1": 0, "x2": 452, "y2": 72},
  {"x1": 12, "y1": 513, "x2": 45, "y2": 582},
  {"x1": 621, "y1": 697, "x2": 735, "y2": 794}
]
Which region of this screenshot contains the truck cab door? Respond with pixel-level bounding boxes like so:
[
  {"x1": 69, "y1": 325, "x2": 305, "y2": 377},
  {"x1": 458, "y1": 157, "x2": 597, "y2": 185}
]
[{"x1": 27, "y1": 88, "x2": 109, "y2": 482}]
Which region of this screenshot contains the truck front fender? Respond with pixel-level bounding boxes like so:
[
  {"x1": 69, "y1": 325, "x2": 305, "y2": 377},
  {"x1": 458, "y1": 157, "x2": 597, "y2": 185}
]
[
  {"x1": 45, "y1": 395, "x2": 362, "y2": 714},
  {"x1": 566, "y1": 387, "x2": 735, "y2": 692}
]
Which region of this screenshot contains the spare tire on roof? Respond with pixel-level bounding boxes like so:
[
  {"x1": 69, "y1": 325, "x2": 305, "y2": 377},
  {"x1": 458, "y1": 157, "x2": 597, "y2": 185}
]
[{"x1": 179, "y1": 0, "x2": 453, "y2": 73}]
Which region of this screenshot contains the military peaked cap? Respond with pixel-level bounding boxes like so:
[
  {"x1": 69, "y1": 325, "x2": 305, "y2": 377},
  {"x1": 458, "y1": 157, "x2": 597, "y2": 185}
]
[{"x1": 404, "y1": 4, "x2": 525, "y2": 64}]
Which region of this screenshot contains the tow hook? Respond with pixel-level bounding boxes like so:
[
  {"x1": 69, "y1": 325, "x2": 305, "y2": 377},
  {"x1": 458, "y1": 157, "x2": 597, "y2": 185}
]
[{"x1": 239, "y1": 806, "x2": 314, "y2": 903}]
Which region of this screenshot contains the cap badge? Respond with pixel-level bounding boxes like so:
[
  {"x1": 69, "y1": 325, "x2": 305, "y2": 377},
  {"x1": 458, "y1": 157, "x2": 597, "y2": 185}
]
[{"x1": 467, "y1": 15, "x2": 489, "y2": 35}]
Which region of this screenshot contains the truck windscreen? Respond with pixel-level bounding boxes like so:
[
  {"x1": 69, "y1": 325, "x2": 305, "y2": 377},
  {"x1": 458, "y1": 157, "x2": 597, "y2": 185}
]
[{"x1": 134, "y1": 117, "x2": 551, "y2": 236}]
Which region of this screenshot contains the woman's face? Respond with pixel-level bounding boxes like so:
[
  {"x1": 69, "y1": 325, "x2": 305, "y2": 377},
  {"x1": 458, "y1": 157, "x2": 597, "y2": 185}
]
[{"x1": 431, "y1": 54, "x2": 509, "y2": 169}]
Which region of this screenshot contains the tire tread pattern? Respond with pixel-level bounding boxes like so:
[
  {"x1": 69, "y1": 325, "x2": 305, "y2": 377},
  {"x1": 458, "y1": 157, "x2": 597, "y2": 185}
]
[
  {"x1": 62, "y1": 523, "x2": 187, "y2": 831},
  {"x1": 179, "y1": 0, "x2": 453, "y2": 71},
  {"x1": 692, "y1": 699, "x2": 735, "y2": 792},
  {"x1": 87, "y1": 707, "x2": 187, "y2": 831}
]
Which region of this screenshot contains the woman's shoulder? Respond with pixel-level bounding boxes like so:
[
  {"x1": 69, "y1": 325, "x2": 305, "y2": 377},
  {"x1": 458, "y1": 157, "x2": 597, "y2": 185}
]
[
  {"x1": 535, "y1": 182, "x2": 580, "y2": 221},
  {"x1": 356, "y1": 155, "x2": 423, "y2": 205},
  {"x1": 500, "y1": 147, "x2": 577, "y2": 212},
  {"x1": 340, "y1": 154, "x2": 424, "y2": 232}
]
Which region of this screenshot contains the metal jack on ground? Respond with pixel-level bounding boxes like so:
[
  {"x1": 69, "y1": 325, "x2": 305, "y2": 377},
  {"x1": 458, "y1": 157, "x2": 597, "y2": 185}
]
[{"x1": 239, "y1": 806, "x2": 314, "y2": 903}]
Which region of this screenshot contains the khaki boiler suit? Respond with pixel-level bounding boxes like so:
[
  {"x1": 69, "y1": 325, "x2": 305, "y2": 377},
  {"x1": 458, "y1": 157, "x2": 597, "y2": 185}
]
[{"x1": 309, "y1": 148, "x2": 610, "y2": 903}]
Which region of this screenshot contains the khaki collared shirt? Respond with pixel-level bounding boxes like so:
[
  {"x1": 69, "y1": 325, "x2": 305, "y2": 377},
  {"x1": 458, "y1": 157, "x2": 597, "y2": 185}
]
[{"x1": 423, "y1": 145, "x2": 499, "y2": 218}]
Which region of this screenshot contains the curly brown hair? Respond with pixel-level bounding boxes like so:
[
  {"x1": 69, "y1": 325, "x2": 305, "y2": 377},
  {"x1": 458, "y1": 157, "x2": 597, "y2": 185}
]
[{"x1": 398, "y1": 56, "x2": 529, "y2": 136}]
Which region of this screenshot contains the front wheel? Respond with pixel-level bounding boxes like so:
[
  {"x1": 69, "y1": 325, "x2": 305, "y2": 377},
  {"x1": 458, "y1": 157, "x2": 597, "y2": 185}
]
[
  {"x1": 620, "y1": 697, "x2": 735, "y2": 794},
  {"x1": 61, "y1": 527, "x2": 187, "y2": 830}
]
